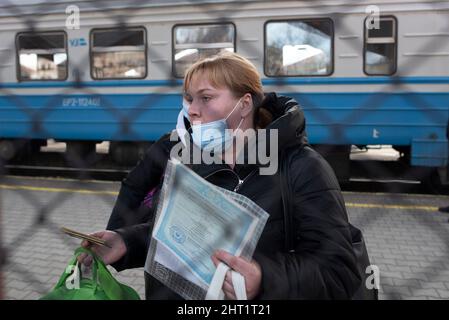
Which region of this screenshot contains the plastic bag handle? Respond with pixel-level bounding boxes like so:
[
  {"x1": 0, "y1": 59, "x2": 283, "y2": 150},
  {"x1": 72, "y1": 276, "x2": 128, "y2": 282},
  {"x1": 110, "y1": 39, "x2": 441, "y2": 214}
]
[
  {"x1": 54, "y1": 247, "x2": 126, "y2": 300},
  {"x1": 53, "y1": 247, "x2": 99, "y2": 293},
  {"x1": 206, "y1": 262, "x2": 247, "y2": 300}
]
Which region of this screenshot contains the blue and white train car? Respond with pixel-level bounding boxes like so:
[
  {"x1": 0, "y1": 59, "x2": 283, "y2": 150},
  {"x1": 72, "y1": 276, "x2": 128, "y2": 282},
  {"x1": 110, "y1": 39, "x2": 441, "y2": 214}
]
[{"x1": 0, "y1": 0, "x2": 448, "y2": 182}]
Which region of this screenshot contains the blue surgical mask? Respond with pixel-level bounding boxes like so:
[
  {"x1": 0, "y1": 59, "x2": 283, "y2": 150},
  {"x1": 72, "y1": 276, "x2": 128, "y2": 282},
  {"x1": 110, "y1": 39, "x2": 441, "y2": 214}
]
[
  {"x1": 182, "y1": 100, "x2": 190, "y2": 120},
  {"x1": 191, "y1": 97, "x2": 244, "y2": 152}
]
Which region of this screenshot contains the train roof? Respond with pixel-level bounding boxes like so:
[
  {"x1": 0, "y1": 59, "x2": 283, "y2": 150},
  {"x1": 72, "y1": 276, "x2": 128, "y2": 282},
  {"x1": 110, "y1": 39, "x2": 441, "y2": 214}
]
[
  {"x1": 0, "y1": 0, "x2": 447, "y2": 18},
  {"x1": 0, "y1": 0, "x2": 268, "y2": 17},
  {"x1": 0, "y1": 0, "x2": 270, "y2": 17}
]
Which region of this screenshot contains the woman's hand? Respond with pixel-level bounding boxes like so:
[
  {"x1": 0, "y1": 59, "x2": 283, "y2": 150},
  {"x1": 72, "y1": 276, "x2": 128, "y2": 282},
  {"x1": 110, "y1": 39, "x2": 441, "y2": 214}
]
[
  {"x1": 211, "y1": 250, "x2": 262, "y2": 300},
  {"x1": 77, "y1": 230, "x2": 127, "y2": 266}
]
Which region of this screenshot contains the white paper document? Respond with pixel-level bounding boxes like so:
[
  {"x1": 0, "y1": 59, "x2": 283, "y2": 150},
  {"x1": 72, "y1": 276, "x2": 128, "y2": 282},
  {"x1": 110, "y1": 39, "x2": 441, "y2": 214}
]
[{"x1": 145, "y1": 159, "x2": 269, "y2": 297}]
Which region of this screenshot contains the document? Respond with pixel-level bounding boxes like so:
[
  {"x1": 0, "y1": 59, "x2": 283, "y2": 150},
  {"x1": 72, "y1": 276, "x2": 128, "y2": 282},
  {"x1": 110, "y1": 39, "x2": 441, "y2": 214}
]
[
  {"x1": 60, "y1": 227, "x2": 111, "y2": 248},
  {"x1": 147, "y1": 159, "x2": 267, "y2": 291}
]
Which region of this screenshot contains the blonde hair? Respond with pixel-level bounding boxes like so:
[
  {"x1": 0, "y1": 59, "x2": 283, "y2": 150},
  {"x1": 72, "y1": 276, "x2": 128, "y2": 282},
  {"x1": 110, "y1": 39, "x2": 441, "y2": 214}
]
[{"x1": 183, "y1": 52, "x2": 272, "y2": 128}]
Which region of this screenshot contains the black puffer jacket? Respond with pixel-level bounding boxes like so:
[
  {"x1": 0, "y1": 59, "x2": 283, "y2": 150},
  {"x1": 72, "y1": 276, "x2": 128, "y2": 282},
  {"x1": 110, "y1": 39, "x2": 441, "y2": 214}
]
[{"x1": 107, "y1": 93, "x2": 361, "y2": 299}]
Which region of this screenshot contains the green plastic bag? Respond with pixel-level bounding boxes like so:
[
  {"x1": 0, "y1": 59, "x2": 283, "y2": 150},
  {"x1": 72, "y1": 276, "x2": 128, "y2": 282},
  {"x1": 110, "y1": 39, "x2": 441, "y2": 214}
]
[{"x1": 40, "y1": 247, "x2": 140, "y2": 300}]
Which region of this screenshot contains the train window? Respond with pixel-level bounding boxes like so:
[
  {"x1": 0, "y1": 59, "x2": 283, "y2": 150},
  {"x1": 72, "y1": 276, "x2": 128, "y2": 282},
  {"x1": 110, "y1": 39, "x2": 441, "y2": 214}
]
[
  {"x1": 265, "y1": 19, "x2": 333, "y2": 76},
  {"x1": 16, "y1": 32, "x2": 67, "y2": 81},
  {"x1": 173, "y1": 24, "x2": 235, "y2": 77},
  {"x1": 91, "y1": 28, "x2": 146, "y2": 79},
  {"x1": 364, "y1": 16, "x2": 397, "y2": 75}
]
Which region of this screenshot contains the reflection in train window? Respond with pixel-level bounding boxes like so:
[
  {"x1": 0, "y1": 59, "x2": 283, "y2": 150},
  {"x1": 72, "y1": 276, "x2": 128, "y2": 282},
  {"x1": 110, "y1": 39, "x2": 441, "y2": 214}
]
[
  {"x1": 364, "y1": 16, "x2": 397, "y2": 75},
  {"x1": 16, "y1": 32, "x2": 67, "y2": 81},
  {"x1": 173, "y1": 24, "x2": 235, "y2": 78},
  {"x1": 91, "y1": 28, "x2": 146, "y2": 79},
  {"x1": 265, "y1": 19, "x2": 333, "y2": 76}
]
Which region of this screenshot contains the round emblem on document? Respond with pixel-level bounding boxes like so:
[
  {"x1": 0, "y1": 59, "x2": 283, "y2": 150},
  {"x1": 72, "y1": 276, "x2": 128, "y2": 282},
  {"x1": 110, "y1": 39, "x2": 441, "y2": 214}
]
[{"x1": 169, "y1": 225, "x2": 186, "y2": 244}]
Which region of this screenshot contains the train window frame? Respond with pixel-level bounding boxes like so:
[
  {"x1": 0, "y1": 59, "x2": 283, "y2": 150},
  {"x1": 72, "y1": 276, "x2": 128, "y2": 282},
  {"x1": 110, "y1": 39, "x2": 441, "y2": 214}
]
[
  {"x1": 15, "y1": 30, "x2": 68, "y2": 82},
  {"x1": 363, "y1": 15, "x2": 397, "y2": 76},
  {"x1": 89, "y1": 26, "x2": 148, "y2": 80},
  {"x1": 263, "y1": 18, "x2": 335, "y2": 78},
  {"x1": 171, "y1": 22, "x2": 237, "y2": 79}
]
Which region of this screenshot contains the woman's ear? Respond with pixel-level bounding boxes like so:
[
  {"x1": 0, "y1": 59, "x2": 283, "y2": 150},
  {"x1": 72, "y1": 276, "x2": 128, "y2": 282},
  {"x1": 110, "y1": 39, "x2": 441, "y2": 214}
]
[{"x1": 240, "y1": 93, "x2": 254, "y2": 118}]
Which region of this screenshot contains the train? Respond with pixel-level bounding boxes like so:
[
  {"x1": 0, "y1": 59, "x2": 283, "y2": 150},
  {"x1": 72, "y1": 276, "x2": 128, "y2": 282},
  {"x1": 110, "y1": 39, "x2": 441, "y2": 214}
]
[{"x1": 0, "y1": 0, "x2": 448, "y2": 184}]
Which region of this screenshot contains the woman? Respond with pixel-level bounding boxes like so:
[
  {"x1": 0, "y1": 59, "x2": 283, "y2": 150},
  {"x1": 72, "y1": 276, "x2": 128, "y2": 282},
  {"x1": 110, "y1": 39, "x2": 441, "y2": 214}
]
[{"x1": 79, "y1": 52, "x2": 361, "y2": 299}]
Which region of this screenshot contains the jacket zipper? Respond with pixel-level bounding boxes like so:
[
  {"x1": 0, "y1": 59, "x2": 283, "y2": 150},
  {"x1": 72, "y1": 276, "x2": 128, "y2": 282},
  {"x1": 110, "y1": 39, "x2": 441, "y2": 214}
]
[
  {"x1": 203, "y1": 167, "x2": 257, "y2": 192},
  {"x1": 233, "y1": 169, "x2": 257, "y2": 192}
]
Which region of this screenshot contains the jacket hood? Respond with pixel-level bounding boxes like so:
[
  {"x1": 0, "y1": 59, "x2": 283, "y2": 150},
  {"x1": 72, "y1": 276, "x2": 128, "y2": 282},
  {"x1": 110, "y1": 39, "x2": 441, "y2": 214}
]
[{"x1": 260, "y1": 92, "x2": 308, "y2": 152}]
